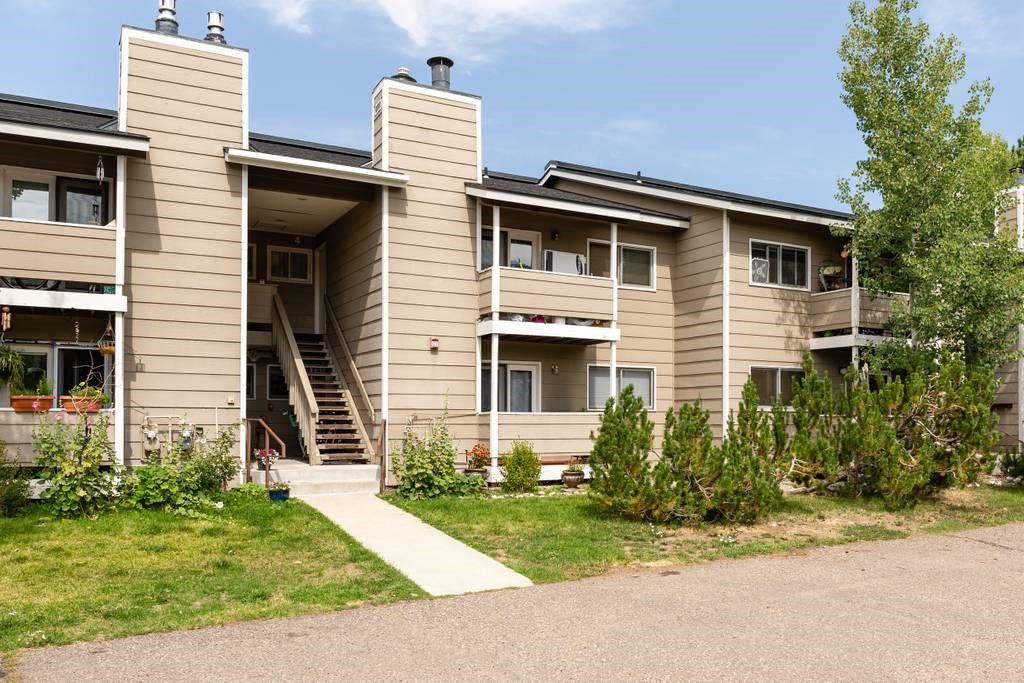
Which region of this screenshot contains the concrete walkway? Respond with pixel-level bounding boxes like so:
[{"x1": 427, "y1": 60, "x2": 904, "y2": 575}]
[
  {"x1": 297, "y1": 492, "x2": 532, "y2": 596},
  {"x1": 14, "y1": 523, "x2": 1024, "y2": 682}
]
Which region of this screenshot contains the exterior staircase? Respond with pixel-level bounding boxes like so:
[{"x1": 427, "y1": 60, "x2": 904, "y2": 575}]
[{"x1": 294, "y1": 333, "x2": 369, "y2": 464}]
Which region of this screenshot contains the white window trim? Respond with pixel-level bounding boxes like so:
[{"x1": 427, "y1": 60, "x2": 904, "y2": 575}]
[
  {"x1": 0, "y1": 164, "x2": 114, "y2": 227},
  {"x1": 266, "y1": 245, "x2": 313, "y2": 284},
  {"x1": 247, "y1": 244, "x2": 257, "y2": 281},
  {"x1": 0, "y1": 343, "x2": 54, "y2": 409},
  {"x1": 482, "y1": 226, "x2": 543, "y2": 271},
  {"x1": 246, "y1": 363, "x2": 256, "y2": 400},
  {"x1": 748, "y1": 237, "x2": 812, "y2": 291},
  {"x1": 55, "y1": 343, "x2": 112, "y2": 399},
  {"x1": 480, "y1": 360, "x2": 542, "y2": 414},
  {"x1": 749, "y1": 365, "x2": 806, "y2": 408},
  {"x1": 266, "y1": 363, "x2": 289, "y2": 400},
  {"x1": 587, "y1": 363, "x2": 656, "y2": 410},
  {"x1": 586, "y1": 239, "x2": 657, "y2": 291}
]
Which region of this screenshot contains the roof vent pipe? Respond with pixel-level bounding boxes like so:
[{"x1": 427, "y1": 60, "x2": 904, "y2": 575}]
[
  {"x1": 426, "y1": 56, "x2": 454, "y2": 90},
  {"x1": 155, "y1": 0, "x2": 179, "y2": 35},
  {"x1": 205, "y1": 10, "x2": 226, "y2": 44},
  {"x1": 391, "y1": 67, "x2": 417, "y2": 83}
]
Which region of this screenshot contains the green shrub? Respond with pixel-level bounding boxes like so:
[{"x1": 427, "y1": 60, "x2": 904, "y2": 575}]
[
  {"x1": 588, "y1": 385, "x2": 660, "y2": 519},
  {"x1": 0, "y1": 440, "x2": 29, "y2": 517},
  {"x1": 393, "y1": 411, "x2": 483, "y2": 499},
  {"x1": 126, "y1": 425, "x2": 239, "y2": 511},
  {"x1": 500, "y1": 440, "x2": 541, "y2": 493},
  {"x1": 34, "y1": 413, "x2": 118, "y2": 518}
]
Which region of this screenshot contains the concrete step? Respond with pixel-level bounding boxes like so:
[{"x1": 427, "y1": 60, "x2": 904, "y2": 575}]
[{"x1": 288, "y1": 479, "x2": 378, "y2": 495}]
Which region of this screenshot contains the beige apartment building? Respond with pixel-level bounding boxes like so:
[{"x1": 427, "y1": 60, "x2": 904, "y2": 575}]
[{"x1": 2, "y1": 3, "x2": 1020, "y2": 478}]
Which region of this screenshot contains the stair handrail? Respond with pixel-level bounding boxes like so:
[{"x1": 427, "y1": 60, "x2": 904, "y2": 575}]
[
  {"x1": 244, "y1": 417, "x2": 287, "y2": 487},
  {"x1": 271, "y1": 293, "x2": 321, "y2": 465},
  {"x1": 320, "y1": 331, "x2": 376, "y2": 461},
  {"x1": 324, "y1": 295, "x2": 377, "y2": 424}
]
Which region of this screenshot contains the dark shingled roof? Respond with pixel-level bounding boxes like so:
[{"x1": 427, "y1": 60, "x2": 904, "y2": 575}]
[
  {"x1": 0, "y1": 93, "x2": 147, "y2": 141},
  {"x1": 248, "y1": 133, "x2": 371, "y2": 168},
  {"x1": 545, "y1": 160, "x2": 852, "y2": 221},
  {"x1": 469, "y1": 171, "x2": 689, "y2": 223}
]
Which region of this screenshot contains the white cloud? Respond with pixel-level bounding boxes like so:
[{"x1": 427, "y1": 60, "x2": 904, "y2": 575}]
[
  {"x1": 250, "y1": 0, "x2": 629, "y2": 60},
  {"x1": 921, "y1": 0, "x2": 1024, "y2": 57},
  {"x1": 588, "y1": 118, "x2": 662, "y2": 145}
]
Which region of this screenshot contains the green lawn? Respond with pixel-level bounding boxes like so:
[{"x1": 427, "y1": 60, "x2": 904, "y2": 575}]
[
  {"x1": 391, "y1": 485, "x2": 1024, "y2": 583},
  {"x1": 0, "y1": 492, "x2": 420, "y2": 656}
]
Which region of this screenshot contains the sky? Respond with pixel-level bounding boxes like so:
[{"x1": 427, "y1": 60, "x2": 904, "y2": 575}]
[{"x1": 0, "y1": 0, "x2": 1021, "y2": 212}]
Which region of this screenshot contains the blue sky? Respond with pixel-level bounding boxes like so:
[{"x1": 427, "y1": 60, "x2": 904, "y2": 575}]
[{"x1": 1, "y1": 0, "x2": 1021, "y2": 211}]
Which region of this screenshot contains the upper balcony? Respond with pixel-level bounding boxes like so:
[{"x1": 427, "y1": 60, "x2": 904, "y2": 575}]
[{"x1": 810, "y1": 286, "x2": 909, "y2": 349}]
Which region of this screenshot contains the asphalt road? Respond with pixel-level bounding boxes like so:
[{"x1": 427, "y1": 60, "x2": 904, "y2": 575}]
[{"x1": 13, "y1": 523, "x2": 1024, "y2": 682}]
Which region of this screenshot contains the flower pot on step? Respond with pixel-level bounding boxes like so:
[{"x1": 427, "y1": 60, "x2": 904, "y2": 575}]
[
  {"x1": 10, "y1": 396, "x2": 54, "y2": 413},
  {"x1": 60, "y1": 395, "x2": 103, "y2": 413},
  {"x1": 561, "y1": 471, "x2": 584, "y2": 489}
]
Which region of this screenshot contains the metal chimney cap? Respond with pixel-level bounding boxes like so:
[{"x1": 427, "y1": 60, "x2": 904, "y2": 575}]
[
  {"x1": 426, "y1": 56, "x2": 454, "y2": 68},
  {"x1": 155, "y1": 0, "x2": 179, "y2": 35},
  {"x1": 205, "y1": 10, "x2": 226, "y2": 44},
  {"x1": 427, "y1": 56, "x2": 454, "y2": 90},
  {"x1": 391, "y1": 67, "x2": 417, "y2": 83}
]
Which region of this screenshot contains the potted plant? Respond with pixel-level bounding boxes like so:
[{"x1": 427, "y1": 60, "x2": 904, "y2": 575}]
[
  {"x1": 269, "y1": 480, "x2": 291, "y2": 502},
  {"x1": 10, "y1": 376, "x2": 54, "y2": 413},
  {"x1": 561, "y1": 456, "x2": 585, "y2": 489},
  {"x1": 464, "y1": 442, "x2": 490, "y2": 478},
  {"x1": 61, "y1": 382, "x2": 110, "y2": 413},
  {"x1": 0, "y1": 343, "x2": 25, "y2": 393}
]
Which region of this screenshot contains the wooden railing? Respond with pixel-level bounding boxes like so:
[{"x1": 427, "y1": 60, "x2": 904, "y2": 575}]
[
  {"x1": 323, "y1": 294, "x2": 376, "y2": 428},
  {"x1": 244, "y1": 417, "x2": 287, "y2": 487},
  {"x1": 271, "y1": 293, "x2": 321, "y2": 465}
]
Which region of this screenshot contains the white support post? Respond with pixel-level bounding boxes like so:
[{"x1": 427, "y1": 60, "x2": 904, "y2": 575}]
[
  {"x1": 476, "y1": 200, "x2": 483, "y2": 271},
  {"x1": 489, "y1": 205, "x2": 501, "y2": 480},
  {"x1": 850, "y1": 255, "x2": 860, "y2": 365},
  {"x1": 113, "y1": 154, "x2": 126, "y2": 466},
  {"x1": 721, "y1": 210, "x2": 731, "y2": 423},
  {"x1": 609, "y1": 222, "x2": 618, "y2": 402}
]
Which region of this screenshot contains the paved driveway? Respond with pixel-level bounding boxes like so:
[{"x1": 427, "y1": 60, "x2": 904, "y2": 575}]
[{"x1": 13, "y1": 524, "x2": 1024, "y2": 682}]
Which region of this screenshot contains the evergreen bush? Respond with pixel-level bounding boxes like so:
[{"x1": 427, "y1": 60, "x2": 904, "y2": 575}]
[{"x1": 588, "y1": 385, "x2": 660, "y2": 519}]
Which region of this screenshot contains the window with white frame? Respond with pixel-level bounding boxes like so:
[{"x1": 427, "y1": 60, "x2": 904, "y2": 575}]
[
  {"x1": 480, "y1": 228, "x2": 541, "y2": 270},
  {"x1": 1, "y1": 167, "x2": 111, "y2": 225},
  {"x1": 587, "y1": 240, "x2": 656, "y2": 289},
  {"x1": 750, "y1": 240, "x2": 809, "y2": 289},
  {"x1": 480, "y1": 363, "x2": 539, "y2": 413},
  {"x1": 750, "y1": 366, "x2": 806, "y2": 406},
  {"x1": 588, "y1": 365, "x2": 655, "y2": 410},
  {"x1": 267, "y1": 246, "x2": 312, "y2": 284}
]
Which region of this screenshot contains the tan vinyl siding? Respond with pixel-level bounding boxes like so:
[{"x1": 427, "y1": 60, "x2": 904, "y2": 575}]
[
  {"x1": 384, "y1": 86, "x2": 481, "y2": 450},
  {"x1": 324, "y1": 199, "x2": 383, "y2": 437},
  {"x1": 728, "y1": 215, "x2": 846, "y2": 415},
  {"x1": 0, "y1": 218, "x2": 116, "y2": 284},
  {"x1": 481, "y1": 269, "x2": 614, "y2": 320},
  {"x1": 122, "y1": 37, "x2": 244, "y2": 464}
]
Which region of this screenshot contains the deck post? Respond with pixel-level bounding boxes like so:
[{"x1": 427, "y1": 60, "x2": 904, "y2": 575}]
[
  {"x1": 489, "y1": 205, "x2": 501, "y2": 481},
  {"x1": 609, "y1": 222, "x2": 618, "y2": 402},
  {"x1": 851, "y1": 255, "x2": 860, "y2": 365}
]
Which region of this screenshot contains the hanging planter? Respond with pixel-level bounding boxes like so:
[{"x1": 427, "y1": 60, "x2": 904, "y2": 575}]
[{"x1": 97, "y1": 318, "x2": 115, "y2": 356}]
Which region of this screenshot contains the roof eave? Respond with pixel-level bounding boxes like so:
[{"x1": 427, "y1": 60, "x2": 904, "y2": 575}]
[
  {"x1": 466, "y1": 184, "x2": 689, "y2": 229},
  {"x1": 542, "y1": 164, "x2": 850, "y2": 228},
  {"x1": 224, "y1": 148, "x2": 409, "y2": 187},
  {"x1": 0, "y1": 120, "x2": 149, "y2": 157}
]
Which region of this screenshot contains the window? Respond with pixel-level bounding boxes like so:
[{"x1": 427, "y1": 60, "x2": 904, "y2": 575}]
[
  {"x1": 588, "y1": 365, "x2": 655, "y2": 410},
  {"x1": 268, "y1": 246, "x2": 312, "y2": 283},
  {"x1": 57, "y1": 177, "x2": 108, "y2": 225},
  {"x1": 480, "y1": 229, "x2": 540, "y2": 270},
  {"x1": 750, "y1": 240, "x2": 809, "y2": 289},
  {"x1": 587, "y1": 241, "x2": 656, "y2": 289},
  {"x1": 246, "y1": 364, "x2": 256, "y2": 400},
  {"x1": 480, "y1": 363, "x2": 539, "y2": 412},
  {"x1": 10, "y1": 179, "x2": 51, "y2": 221},
  {"x1": 57, "y1": 347, "x2": 106, "y2": 398},
  {"x1": 0, "y1": 346, "x2": 51, "y2": 405},
  {"x1": 750, "y1": 367, "x2": 806, "y2": 406},
  {"x1": 267, "y1": 364, "x2": 289, "y2": 400},
  {"x1": 247, "y1": 244, "x2": 257, "y2": 281}
]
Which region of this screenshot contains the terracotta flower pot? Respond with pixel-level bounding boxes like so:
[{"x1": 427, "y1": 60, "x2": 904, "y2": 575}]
[
  {"x1": 61, "y1": 395, "x2": 104, "y2": 413},
  {"x1": 10, "y1": 395, "x2": 54, "y2": 413}
]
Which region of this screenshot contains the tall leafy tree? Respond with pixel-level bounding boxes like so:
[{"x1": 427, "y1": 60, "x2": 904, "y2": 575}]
[
  {"x1": 1013, "y1": 136, "x2": 1024, "y2": 171},
  {"x1": 836, "y1": 0, "x2": 1023, "y2": 371}
]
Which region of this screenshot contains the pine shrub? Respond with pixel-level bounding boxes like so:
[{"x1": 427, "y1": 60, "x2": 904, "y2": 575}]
[{"x1": 500, "y1": 440, "x2": 541, "y2": 493}]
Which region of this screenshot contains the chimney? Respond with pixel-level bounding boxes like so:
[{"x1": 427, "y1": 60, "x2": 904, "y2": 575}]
[
  {"x1": 205, "y1": 10, "x2": 226, "y2": 44},
  {"x1": 155, "y1": 0, "x2": 178, "y2": 35},
  {"x1": 391, "y1": 67, "x2": 417, "y2": 83},
  {"x1": 426, "y1": 56, "x2": 454, "y2": 90}
]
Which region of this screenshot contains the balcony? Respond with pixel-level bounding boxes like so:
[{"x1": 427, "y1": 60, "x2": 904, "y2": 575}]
[
  {"x1": 0, "y1": 217, "x2": 116, "y2": 285},
  {"x1": 810, "y1": 287, "x2": 909, "y2": 349},
  {"x1": 477, "y1": 267, "x2": 618, "y2": 343}
]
